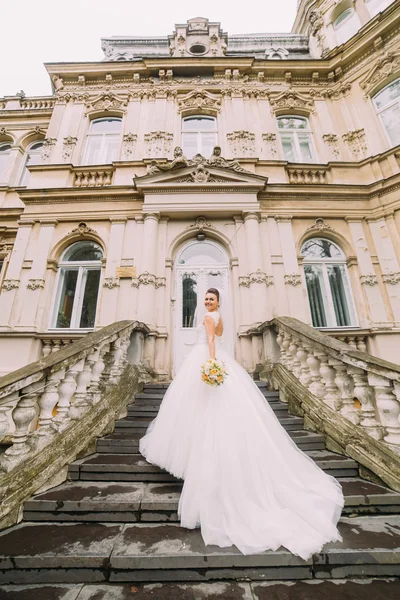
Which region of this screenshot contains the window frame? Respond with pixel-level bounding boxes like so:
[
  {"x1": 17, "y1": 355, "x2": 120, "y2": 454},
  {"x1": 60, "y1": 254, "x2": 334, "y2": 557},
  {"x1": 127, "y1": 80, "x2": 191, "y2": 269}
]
[
  {"x1": 19, "y1": 141, "x2": 44, "y2": 187},
  {"x1": 82, "y1": 117, "x2": 122, "y2": 165},
  {"x1": 49, "y1": 242, "x2": 103, "y2": 331},
  {"x1": 366, "y1": 0, "x2": 392, "y2": 18},
  {"x1": 277, "y1": 116, "x2": 317, "y2": 163},
  {"x1": 332, "y1": 7, "x2": 360, "y2": 45},
  {"x1": 0, "y1": 143, "x2": 12, "y2": 181},
  {"x1": 372, "y1": 78, "x2": 400, "y2": 148},
  {"x1": 301, "y1": 238, "x2": 358, "y2": 329},
  {"x1": 181, "y1": 115, "x2": 218, "y2": 159}
]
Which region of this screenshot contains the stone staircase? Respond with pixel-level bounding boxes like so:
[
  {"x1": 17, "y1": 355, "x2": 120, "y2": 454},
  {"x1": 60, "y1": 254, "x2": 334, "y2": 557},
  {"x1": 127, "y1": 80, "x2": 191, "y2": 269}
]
[{"x1": 1, "y1": 382, "x2": 400, "y2": 599}]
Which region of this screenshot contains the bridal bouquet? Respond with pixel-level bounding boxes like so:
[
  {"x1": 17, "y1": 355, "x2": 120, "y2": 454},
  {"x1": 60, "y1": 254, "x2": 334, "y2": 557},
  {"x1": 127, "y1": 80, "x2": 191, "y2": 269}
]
[{"x1": 201, "y1": 358, "x2": 228, "y2": 386}]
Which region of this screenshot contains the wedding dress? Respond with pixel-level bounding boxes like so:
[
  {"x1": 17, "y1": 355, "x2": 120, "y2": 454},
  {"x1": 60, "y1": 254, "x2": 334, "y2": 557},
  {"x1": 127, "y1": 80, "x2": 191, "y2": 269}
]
[{"x1": 139, "y1": 311, "x2": 344, "y2": 559}]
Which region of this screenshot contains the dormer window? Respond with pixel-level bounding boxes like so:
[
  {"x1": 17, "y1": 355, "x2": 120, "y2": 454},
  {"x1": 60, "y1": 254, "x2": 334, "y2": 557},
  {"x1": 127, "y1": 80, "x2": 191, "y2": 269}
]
[
  {"x1": 182, "y1": 116, "x2": 217, "y2": 159},
  {"x1": 333, "y1": 7, "x2": 360, "y2": 45}
]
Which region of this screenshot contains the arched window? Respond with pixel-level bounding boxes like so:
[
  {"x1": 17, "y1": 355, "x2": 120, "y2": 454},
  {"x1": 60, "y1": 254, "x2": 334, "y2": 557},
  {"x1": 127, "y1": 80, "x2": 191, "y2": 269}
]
[
  {"x1": 0, "y1": 143, "x2": 12, "y2": 179},
  {"x1": 83, "y1": 117, "x2": 122, "y2": 165},
  {"x1": 333, "y1": 8, "x2": 360, "y2": 45},
  {"x1": 52, "y1": 241, "x2": 103, "y2": 329},
  {"x1": 373, "y1": 78, "x2": 400, "y2": 147},
  {"x1": 277, "y1": 116, "x2": 316, "y2": 162},
  {"x1": 182, "y1": 116, "x2": 217, "y2": 158},
  {"x1": 19, "y1": 141, "x2": 44, "y2": 186},
  {"x1": 301, "y1": 238, "x2": 357, "y2": 328},
  {"x1": 366, "y1": 0, "x2": 392, "y2": 18}
]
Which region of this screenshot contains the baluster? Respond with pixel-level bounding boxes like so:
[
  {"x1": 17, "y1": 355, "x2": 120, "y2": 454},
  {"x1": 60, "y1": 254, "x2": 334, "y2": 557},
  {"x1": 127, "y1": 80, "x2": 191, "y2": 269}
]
[
  {"x1": 368, "y1": 374, "x2": 400, "y2": 446},
  {"x1": 54, "y1": 362, "x2": 80, "y2": 427},
  {"x1": 328, "y1": 360, "x2": 357, "y2": 423},
  {"x1": 356, "y1": 337, "x2": 367, "y2": 353},
  {"x1": 346, "y1": 336, "x2": 357, "y2": 349},
  {"x1": 296, "y1": 342, "x2": 312, "y2": 387},
  {"x1": 0, "y1": 394, "x2": 16, "y2": 442},
  {"x1": 281, "y1": 333, "x2": 292, "y2": 369},
  {"x1": 306, "y1": 351, "x2": 325, "y2": 398},
  {"x1": 69, "y1": 357, "x2": 93, "y2": 419},
  {"x1": 288, "y1": 338, "x2": 301, "y2": 378},
  {"x1": 276, "y1": 329, "x2": 285, "y2": 364},
  {"x1": 86, "y1": 348, "x2": 104, "y2": 404},
  {"x1": 0, "y1": 383, "x2": 41, "y2": 468},
  {"x1": 51, "y1": 340, "x2": 62, "y2": 353},
  {"x1": 347, "y1": 366, "x2": 382, "y2": 438},
  {"x1": 34, "y1": 370, "x2": 65, "y2": 444},
  {"x1": 317, "y1": 352, "x2": 341, "y2": 410},
  {"x1": 109, "y1": 339, "x2": 125, "y2": 384},
  {"x1": 42, "y1": 340, "x2": 52, "y2": 357}
]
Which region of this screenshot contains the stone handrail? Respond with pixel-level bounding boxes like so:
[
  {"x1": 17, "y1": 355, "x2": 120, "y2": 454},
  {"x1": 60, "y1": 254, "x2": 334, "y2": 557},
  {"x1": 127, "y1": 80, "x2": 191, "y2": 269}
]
[
  {"x1": 74, "y1": 169, "x2": 113, "y2": 187},
  {"x1": 257, "y1": 316, "x2": 400, "y2": 489},
  {"x1": 0, "y1": 320, "x2": 150, "y2": 529}
]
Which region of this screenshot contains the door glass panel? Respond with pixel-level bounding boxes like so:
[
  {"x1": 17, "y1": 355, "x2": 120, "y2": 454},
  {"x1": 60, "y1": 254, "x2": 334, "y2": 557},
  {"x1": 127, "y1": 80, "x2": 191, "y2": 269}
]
[
  {"x1": 79, "y1": 269, "x2": 101, "y2": 328},
  {"x1": 304, "y1": 265, "x2": 328, "y2": 327},
  {"x1": 178, "y1": 242, "x2": 226, "y2": 266},
  {"x1": 182, "y1": 274, "x2": 197, "y2": 328},
  {"x1": 56, "y1": 269, "x2": 78, "y2": 328},
  {"x1": 327, "y1": 264, "x2": 352, "y2": 327},
  {"x1": 206, "y1": 271, "x2": 224, "y2": 291}
]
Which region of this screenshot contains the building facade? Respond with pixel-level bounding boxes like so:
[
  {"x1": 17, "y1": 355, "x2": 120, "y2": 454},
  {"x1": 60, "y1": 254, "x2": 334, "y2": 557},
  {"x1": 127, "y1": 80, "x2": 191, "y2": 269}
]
[{"x1": 0, "y1": 1, "x2": 399, "y2": 378}]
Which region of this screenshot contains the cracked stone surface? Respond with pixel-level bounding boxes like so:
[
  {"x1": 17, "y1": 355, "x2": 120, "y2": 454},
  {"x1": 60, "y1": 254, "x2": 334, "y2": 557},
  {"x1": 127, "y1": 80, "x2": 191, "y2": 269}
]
[
  {"x1": 252, "y1": 579, "x2": 400, "y2": 599},
  {"x1": 76, "y1": 582, "x2": 253, "y2": 599},
  {"x1": 0, "y1": 585, "x2": 83, "y2": 600}
]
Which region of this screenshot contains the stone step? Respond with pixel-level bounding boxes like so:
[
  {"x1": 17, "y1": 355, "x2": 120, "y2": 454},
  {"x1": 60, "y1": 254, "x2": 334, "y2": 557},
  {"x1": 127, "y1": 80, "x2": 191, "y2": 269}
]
[
  {"x1": 115, "y1": 415, "x2": 304, "y2": 431},
  {"x1": 1, "y1": 517, "x2": 400, "y2": 583},
  {"x1": 2, "y1": 579, "x2": 400, "y2": 599},
  {"x1": 23, "y1": 478, "x2": 400, "y2": 523},
  {"x1": 128, "y1": 400, "x2": 290, "y2": 415},
  {"x1": 96, "y1": 430, "x2": 326, "y2": 454},
  {"x1": 68, "y1": 450, "x2": 358, "y2": 482}
]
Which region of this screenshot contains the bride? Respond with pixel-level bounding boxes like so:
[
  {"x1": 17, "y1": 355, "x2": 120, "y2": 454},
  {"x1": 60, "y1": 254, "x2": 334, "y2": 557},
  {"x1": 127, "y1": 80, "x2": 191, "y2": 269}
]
[{"x1": 139, "y1": 288, "x2": 344, "y2": 559}]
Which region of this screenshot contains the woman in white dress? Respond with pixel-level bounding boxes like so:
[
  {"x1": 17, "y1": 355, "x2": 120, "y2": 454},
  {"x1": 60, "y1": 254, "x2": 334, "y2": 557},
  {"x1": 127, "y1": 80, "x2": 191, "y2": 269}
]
[{"x1": 139, "y1": 288, "x2": 344, "y2": 559}]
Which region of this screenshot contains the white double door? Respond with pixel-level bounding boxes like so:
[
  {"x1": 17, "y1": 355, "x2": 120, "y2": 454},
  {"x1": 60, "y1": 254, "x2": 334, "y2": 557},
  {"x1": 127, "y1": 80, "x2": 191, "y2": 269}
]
[{"x1": 173, "y1": 266, "x2": 230, "y2": 375}]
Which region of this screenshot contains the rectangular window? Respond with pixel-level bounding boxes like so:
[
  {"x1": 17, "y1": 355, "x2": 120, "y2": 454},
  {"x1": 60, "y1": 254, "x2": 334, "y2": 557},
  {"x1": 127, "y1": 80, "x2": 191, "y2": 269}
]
[
  {"x1": 56, "y1": 269, "x2": 79, "y2": 328},
  {"x1": 304, "y1": 265, "x2": 328, "y2": 327}
]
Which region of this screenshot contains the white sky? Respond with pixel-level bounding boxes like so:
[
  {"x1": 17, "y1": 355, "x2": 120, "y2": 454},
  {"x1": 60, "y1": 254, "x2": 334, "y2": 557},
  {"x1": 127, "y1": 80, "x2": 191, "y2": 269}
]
[{"x1": 0, "y1": 0, "x2": 298, "y2": 98}]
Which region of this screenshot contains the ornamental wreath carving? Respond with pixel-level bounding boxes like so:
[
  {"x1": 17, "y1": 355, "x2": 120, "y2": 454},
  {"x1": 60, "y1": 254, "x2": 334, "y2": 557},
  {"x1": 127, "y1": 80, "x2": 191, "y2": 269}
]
[
  {"x1": 284, "y1": 274, "x2": 302, "y2": 286},
  {"x1": 239, "y1": 269, "x2": 274, "y2": 287},
  {"x1": 268, "y1": 89, "x2": 315, "y2": 114},
  {"x1": 382, "y1": 272, "x2": 400, "y2": 285},
  {"x1": 360, "y1": 274, "x2": 378, "y2": 286},
  {"x1": 27, "y1": 279, "x2": 45, "y2": 291},
  {"x1": 306, "y1": 218, "x2": 333, "y2": 233},
  {"x1": 131, "y1": 272, "x2": 166, "y2": 288},
  {"x1": 1, "y1": 279, "x2": 20, "y2": 291},
  {"x1": 62, "y1": 136, "x2": 78, "y2": 162},
  {"x1": 68, "y1": 222, "x2": 98, "y2": 237},
  {"x1": 103, "y1": 277, "x2": 120, "y2": 289},
  {"x1": 86, "y1": 92, "x2": 127, "y2": 114},
  {"x1": 177, "y1": 89, "x2": 222, "y2": 113}
]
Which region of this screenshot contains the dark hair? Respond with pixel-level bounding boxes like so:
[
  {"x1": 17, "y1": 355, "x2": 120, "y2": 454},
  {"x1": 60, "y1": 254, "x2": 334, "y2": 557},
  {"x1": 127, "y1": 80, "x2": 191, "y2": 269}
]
[{"x1": 206, "y1": 288, "x2": 220, "y2": 301}]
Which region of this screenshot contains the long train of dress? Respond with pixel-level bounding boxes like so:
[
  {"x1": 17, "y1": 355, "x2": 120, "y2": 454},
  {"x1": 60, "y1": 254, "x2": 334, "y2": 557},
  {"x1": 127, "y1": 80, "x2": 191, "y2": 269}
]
[{"x1": 139, "y1": 311, "x2": 344, "y2": 559}]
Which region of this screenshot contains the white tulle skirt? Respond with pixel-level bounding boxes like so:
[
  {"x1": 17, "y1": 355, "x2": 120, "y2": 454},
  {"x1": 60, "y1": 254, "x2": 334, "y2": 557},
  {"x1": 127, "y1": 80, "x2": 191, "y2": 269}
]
[{"x1": 139, "y1": 342, "x2": 344, "y2": 559}]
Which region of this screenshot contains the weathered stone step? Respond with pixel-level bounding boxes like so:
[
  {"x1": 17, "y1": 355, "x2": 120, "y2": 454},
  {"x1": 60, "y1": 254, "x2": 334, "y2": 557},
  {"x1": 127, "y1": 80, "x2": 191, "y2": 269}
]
[
  {"x1": 115, "y1": 415, "x2": 304, "y2": 431},
  {"x1": 2, "y1": 579, "x2": 400, "y2": 599},
  {"x1": 23, "y1": 477, "x2": 400, "y2": 523},
  {"x1": 97, "y1": 430, "x2": 326, "y2": 454},
  {"x1": 68, "y1": 450, "x2": 358, "y2": 482},
  {"x1": 128, "y1": 399, "x2": 290, "y2": 415},
  {"x1": 1, "y1": 517, "x2": 400, "y2": 583}
]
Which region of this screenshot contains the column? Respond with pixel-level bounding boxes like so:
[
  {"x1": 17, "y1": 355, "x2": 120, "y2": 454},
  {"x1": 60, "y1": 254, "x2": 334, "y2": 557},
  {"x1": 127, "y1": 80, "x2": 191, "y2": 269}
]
[
  {"x1": 0, "y1": 220, "x2": 34, "y2": 327},
  {"x1": 266, "y1": 216, "x2": 289, "y2": 317},
  {"x1": 243, "y1": 212, "x2": 269, "y2": 324},
  {"x1": 98, "y1": 218, "x2": 126, "y2": 326},
  {"x1": 137, "y1": 213, "x2": 160, "y2": 327}
]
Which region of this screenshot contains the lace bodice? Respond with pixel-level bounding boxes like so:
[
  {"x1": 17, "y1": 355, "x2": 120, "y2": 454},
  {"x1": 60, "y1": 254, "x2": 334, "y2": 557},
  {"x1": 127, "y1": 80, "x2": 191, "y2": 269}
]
[{"x1": 197, "y1": 311, "x2": 222, "y2": 346}]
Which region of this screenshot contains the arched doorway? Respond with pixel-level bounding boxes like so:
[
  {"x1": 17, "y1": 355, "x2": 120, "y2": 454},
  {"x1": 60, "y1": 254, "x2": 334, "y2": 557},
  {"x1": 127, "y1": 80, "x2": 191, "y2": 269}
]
[{"x1": 173, "y1": 240, "x2": 232, "y2": 374}]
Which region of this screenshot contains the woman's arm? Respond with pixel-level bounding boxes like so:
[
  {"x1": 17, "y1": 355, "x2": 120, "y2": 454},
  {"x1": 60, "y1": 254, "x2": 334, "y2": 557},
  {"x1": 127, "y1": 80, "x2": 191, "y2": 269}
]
[{"x1": 204, "y1": 315, "x2": 216, "y2": 360}]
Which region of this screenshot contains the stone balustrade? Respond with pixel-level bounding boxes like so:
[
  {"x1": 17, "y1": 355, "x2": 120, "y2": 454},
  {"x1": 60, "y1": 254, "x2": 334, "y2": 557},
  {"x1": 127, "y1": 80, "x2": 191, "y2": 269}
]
[
  {"x1": 0, "y1": 320, "x2": 150, "y2": 529},
  {"x1": 39, "y1": 334, "x2": 84, "y2": 357},
  {"x1": 327, "y1": 330, "x2": 369, "y2": 352},
  {"x1": 74, "y1": 169, "x2": 113, "y2": 187},
  {"x1": 287, "y1": 167, "x2": 327, "y2": 184},
  {"x1": 257, "y1": 316, "x2": 400, "y2": 490},
  {"x1": 19, "y1": 98, "x2": 56, "y2": 110}
]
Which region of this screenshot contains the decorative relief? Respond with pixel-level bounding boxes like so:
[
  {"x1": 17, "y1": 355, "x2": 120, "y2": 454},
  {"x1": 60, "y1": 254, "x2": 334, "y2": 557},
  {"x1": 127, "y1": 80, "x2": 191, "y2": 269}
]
[
  {"x1": 147, "y1": 145, "x2": 250, "y2": 175},
  {"x1": 62, "y1": 136, "x2": 77, "y2": 162},
  {"x1": 382, "y1": 272, "x2": 400, "y2": 285},
  {"x1": 40, "y1": 138, "x2": 57, "y2": 163},
  {"x1": 103, "y1": 277, "x2": 120, "y2": 289},
  {"x1": 309, "y1": 10, "x2": 329, "y2": 58},
  {"x1": 187, "y1": 216, "x2": 213, "y2": 231},
  {"x1": 122, "y1": 133, "x2": 138, "y2": 159},
  {"x1": 284, "y1": 274, "x2": 302, "y2": 286},
  {"x1": 360, "y1": 51, "x2": 400, "y2": 96},
  {"x1": 306, "y1": 218, "x2": 333, "y2": 233},
  {"x1": 131, "y1": 272, "x2": 166, "y2": 288},
  {"x1": 85, "y1": 92, "x2": 127, "y2": 113},
  {"x1": 177, "y1": 89, "x2": 222, "y2": 113},
  {"x1": 1, "y1": 279, "x2": 20, "y2": 291},
  {"x1": 342, "y1": 129, "x2": 368, "y2": 160},
  {"x1": 268, "y1": 89, "x2": 314, "y2": 114},
  {"x1": 74, "y1": 170, "x2": 113, "y2": 187},
  {"x1": 360, "y1": 274, "x2": 378, "y2": 286},
  {"x1": 265, "y1": 46, "x2": 289, "y2": 60},
  {"x1": 27, "y1": 279, "x2": 45, "y2": 290},
  {"x1": 144, "y1": 131, "x2": 174, "y2": 158},
  {"x1": 68, "y1": 222, "x2": 98, "y2": 237},
  {"x1": 168, "y1": 17, "x2": 227, "y2": 58},
  {"x1": 322, "y1": 134, "x2": 340, "y2": 160},
  {"x1": 226, "y1": 130, "x2": 256, "y2": 157},
  {"x1": 262, "y1": 133, "x2": 277, "y2": 158},
  {"x1": 287, "y1": 168, "x2": 327, "y2": 184},
  {"x1": 239, "y1": 269, "x2": 274, "y2": 287}
]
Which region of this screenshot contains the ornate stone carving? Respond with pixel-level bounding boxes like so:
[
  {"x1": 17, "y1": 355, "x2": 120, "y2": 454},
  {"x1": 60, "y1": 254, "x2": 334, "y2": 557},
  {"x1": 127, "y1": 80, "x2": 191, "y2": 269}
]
[
  {"x1": 86, "y1": 92, "x2": 127, "y2": 113},
  {"x1": 68, "y1": 222, "x2": 98, "y2": 237},
  {"x1": 322, "y1": 134, "x2": 340, "y2": 160},
  {"x1": 360, "y1": 274, "x2": 378, "y2": 286},
  {"x1": 169, "y1": 17, "x2": 227, "y2": 58},
  {"x1": 360, "y1": 51, "x2": 400, "y2": 96},
  {"x1": 288, "y1": 168, "x2": 327, "y2": 184},
  {"x1": 342, "y1": 129, "x2": 368, "y2": 160},
  {"x1": 131, "y1": 272, "x2": 165, "y2": 288},
  {"x1": 226, "y1": 130, "x2": 256, "y2": 157},
  {"x1": 1, "y1": 279, "x2": 20, "y2": 291},
  {"x1": 52, "y1": 75, "x2": 64, "y2": 91},
  {"x1": 269, "y1": 89, "x2": 314, "y2": 114},
  {"x1": 265, "y1": 46, "x2": 289, "y2": 60},
  {"x1": 187, "y1": 216, "x2": 213, "y2": 232},
  {"x1": 382, "y1": 272, "x2": 400, "y2": 285},
  {"x1": 144, "y1": 131, "x2": 174, "y2": 158},
  {"x1": 206, "y1": 145, "x2": 249, "y2": 172},
  {"x1": 239, "y1": 269, "x2": 274, "y2": 287},
  {"x1": 103, "y1": 277, "x2": 120, "y2": 289},
  {"x1": 147, "y1": 145, "x2": 250, "y2": 174},
  {"x1": 122, "y1": 133, "x2": 138, "y2": 159},
  {"x1": 40, "y1": 138, "x2": 57, "y2": 163},
  {"x1": 309, "y1": 10, "x2": 329, "y2": 57},
  {"x1": 306, "y1": 218, "x2": 333, "y2": 233},
  {"x1": 27, "y1": 279, "x2": 45, "y2": 290},
  {"x1": 177, "y1": 89, "x2": 222, "y2": 113},
  {"x1": 74, "y1": 170, "x2": 113, "y2": 187},
  {"x1": 284, "y1": 274, "x2": 302, "y2": 286},
  {"x1": 62, "y1": 136, "x2": 78, "y2": 162},
  {"x1": 262, "y1": 133, "x2": 277, "y2": 158}
]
